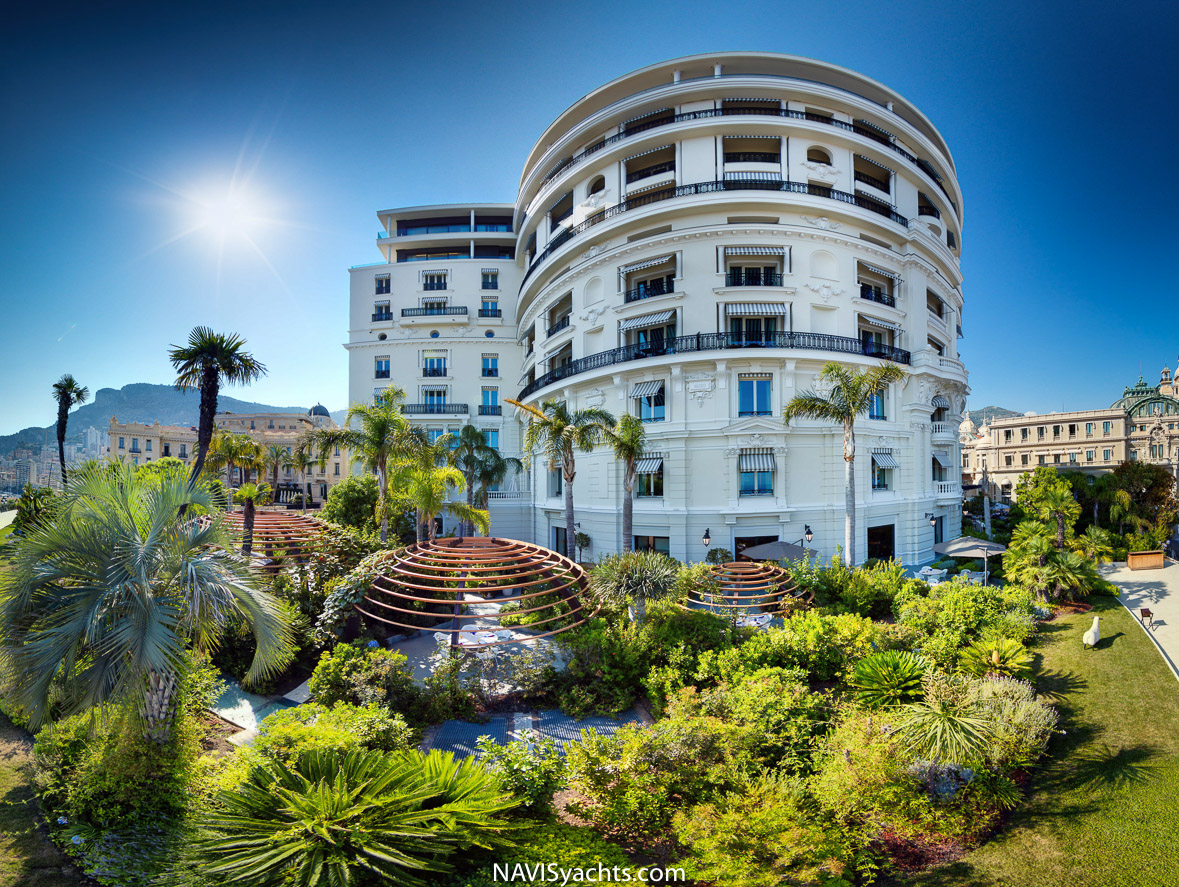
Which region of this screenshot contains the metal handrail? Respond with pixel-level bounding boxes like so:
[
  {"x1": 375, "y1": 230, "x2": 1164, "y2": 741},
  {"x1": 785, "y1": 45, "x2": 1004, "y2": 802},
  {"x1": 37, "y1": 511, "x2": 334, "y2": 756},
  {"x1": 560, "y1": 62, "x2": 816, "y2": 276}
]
[
  {"x1": 624, "y1": 276, "x2": 675, "y2": 303},
  {"x1": 401, "y1": 306, "x2": 468, "y2": 317},
  {"x1": 726, "y1": 271, "x2": 782, "y2": 287},
  {"x1": 402, "y1": 404, "x2": 469, "y2": 415},
  {"x1": 518, "y1": 331, "x2": 910, "y2": 399}
]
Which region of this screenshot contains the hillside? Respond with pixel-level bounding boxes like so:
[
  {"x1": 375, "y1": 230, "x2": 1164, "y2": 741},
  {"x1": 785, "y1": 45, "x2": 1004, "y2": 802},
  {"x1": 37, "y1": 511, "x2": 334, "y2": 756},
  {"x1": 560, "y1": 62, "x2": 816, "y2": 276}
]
[
  {"x1": 968, "y1": 405, "x2": 1023, "y2": 426},
  {"x1": 0, "y1": 383, "x2": 339, "y2": 454}
]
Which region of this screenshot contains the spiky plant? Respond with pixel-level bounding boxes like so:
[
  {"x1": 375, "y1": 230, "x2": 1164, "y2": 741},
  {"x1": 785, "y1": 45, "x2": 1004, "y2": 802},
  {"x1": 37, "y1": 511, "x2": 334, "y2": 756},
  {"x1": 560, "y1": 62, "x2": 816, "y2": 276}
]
[
  {"x1": 233, "y1": 482, "x2": 272, "y2": 555},
  {"x1": 958, "y1": 637, "x2": 1033, "y2": 680},
  {"x1": 197, "y1": 747, "x2": 518, "y2": 887},
  {"x1": 896, "y1": 676, "x2": 993, "y2": 766},
  {"x1": 590, "y1": 550, "x2": 680, "y2": 621},
  {"x1": 851, "y1": 650, "x2": 929, "y2": 708}
]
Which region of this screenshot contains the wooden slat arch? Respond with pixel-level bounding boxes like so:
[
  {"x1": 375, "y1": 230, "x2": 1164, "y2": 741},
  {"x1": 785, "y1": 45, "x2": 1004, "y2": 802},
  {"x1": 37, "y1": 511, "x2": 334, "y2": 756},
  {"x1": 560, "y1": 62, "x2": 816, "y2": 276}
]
[
  {"x1": 204, "y1": 510, "x2": 329, "y2": 563},
  {"x1": 357, "y1": 537, "x2": 591, "y2": 647},
  {"x1": 683, "y1": 561, "x2": 811, "y2": 614}
]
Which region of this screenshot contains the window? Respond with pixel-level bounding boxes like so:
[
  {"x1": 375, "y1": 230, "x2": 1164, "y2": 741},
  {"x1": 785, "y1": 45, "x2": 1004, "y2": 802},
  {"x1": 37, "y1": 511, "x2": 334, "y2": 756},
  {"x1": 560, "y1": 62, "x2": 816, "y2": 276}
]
[
  {"x1": 482, "y1": 354, "x2": 499, "y2": 377},
  {"x1": 1038, "y1": 455, "x2": 1046, "y2": 465},
  {"x1": 636, "y1": 456, "x2": 664, "y2": 497},
  {"x1": 868, "y1": 389, "x2": 886, "y2": 421},
  {"x1": 1037, "y1": 427, "x2": 1046, "y2": 440},
  {"x1": 631, "y1": 381, "x2": 665, "y2": 423},
  {"x1": 333, "y1": 463, "x2": 340, "y2": 476},
  {"x1": 1103, "y1": 421, "x2": 1112, "y2": 435},
  {"x1": 422, "y1": 350, "x2": 446, "y2": 377},
  {"x1": 480, "y1": 297, "x2": 500, "y2": 317},
  {"x1": 1052, "y1": 425, "x2": 1062, "y2": 439},
  {"x1": 554, "y1": 526, "x2": 567, "y2": 554},
  {"x1": 1086, "y1": 450, "x2": 1095, "y2": 461},
  {"x1": 730, "y1": 314, "x2": 778, "y2": 343},
  {"x1": 1130, "y1": 450, "x2": 1138, "y2": 461},
  {"x1": 1004, "y1": 455, "x2": 1013, "y2": 466},
  {"x1": 481, "y1": 388, "x2": 499, "y2": 415},
  {"x1": 423, "y1": 387, "x2": 447, "y2": 408},
  {"x1": 375, "y1": 357, "x2": 390, "y2": 379},
  {"x1": 180, "y1": 445, "x2": 187, "y2": 458},
  {"x1": 374, "y1": 300, "x2": 393, "y2": 320},
  {"x1": 806, "y1": 146, "x2": 832, "y2": 164},
  {"x1": 738, "y1": 449, "x2": 774, "y2": 496},
  {"x1": 334, "y1": 445, "x2": 340, "y2": 456},
  {"x1": 872, "y1": 462, "x2": 891, "y2": 490},
  {"x1": 375, "y1": 276, "x2": 390, "y2": 295},
  {"x1": 145, "y1": 440, "x2": 152, "y2": 452},
  {"x1": 118, "y1": 437, "x2": 125, "y2": 449},
  {"x1": 634, "y1": 535, "x2": 670, "y2": 555},
  {"x1": 1053, "y1": 454, "x2": 1061, "y2": 464},
  {"x1": 1021, "y1": 428, "x2": 1029, "y2": 441},
  {"x1": 1021, "y1": 454, "x2": 1029, "y2": 465},
  {"x1": 1069, "y1": 452, "x2": 1077, "y2": 463},
  {"x1": 1004, "y1": 430, "x2": 1013, "y2": 443},
  {"x1": 1086, "y1": 422, "x2": 1094, "y2": 435},
  {"x1": 422, "y1": 271, "x2": 447, "y2": 291},
  {"x1": 268, "y1": 420, "x2": 274, "y2": 429},
  {"x1": 738, "y1": 376, "x2": 772, "y2": 417},
  {"x1": 482, "y1": 429, "x2": 499, "y2": 450},
  {"x1": 927, "y1": 336, "x2": 945, "y2": 356},
  {"x1": 1068, "y1": 423, "x2": 1077, "y2": 437},
  {"x1": 131, "y1": 438, "x2": 140, "y2": 453},
  {"x1": 1103, "y1": 448, "x2": 1113, "y2": 461},
  {"x1": 481, "y1": 270, "x2": 498, "y2": 290},
  {"x1": 549, "y1": 467, "x2": 563, "y2": 497}
]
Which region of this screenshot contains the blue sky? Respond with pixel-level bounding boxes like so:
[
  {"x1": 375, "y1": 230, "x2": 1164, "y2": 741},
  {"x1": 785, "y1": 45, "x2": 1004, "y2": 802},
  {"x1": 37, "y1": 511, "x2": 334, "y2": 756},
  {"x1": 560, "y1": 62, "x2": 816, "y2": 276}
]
[{"x1": 2, "y1": 0, "x2": 1176, "y2": 434}]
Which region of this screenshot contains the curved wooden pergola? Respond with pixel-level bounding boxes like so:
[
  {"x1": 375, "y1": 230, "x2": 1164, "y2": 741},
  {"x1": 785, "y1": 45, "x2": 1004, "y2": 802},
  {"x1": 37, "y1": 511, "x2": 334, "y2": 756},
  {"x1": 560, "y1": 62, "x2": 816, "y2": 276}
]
[
  {"x1": 213, "y1": 511, "x2": 327, "y2": 562},
  {"x1": 356, "y1": 537, "x2": 591, "y2": 647},
  {"x1": 683, "y1": 561, "x2": 809, "y2": 615}
]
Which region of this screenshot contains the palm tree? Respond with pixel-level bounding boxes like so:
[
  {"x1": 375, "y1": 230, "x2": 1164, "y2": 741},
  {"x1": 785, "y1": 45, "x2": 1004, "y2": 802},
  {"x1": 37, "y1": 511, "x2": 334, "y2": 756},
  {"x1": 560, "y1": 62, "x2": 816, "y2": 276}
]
[
  {"x1": 305, "y1": 387, "x2": 412, "y2": 543},
  {"x1": 168, "y1": 327, "x2": 267, "y2": 489},
  {"x1": 782, "y1": 362, "x2": 908, "y2": 564},
  {"x1": 51, "y1": 374, "x2": 89, "y2": 487},
  {"x1": 233, "y1": 482, "x2": 272, "y2": 555},
  {"x1": 262, "y1": 444, "x2": 288, "y2": 499},
  {"x1": 1037, "y1": 486, "x2": 1078, "y2": 549},
  {"x1": 603, "y1": 414, "x2": 646, "y2": 552},
  {"x1": 506, "y1": 399, "x2": 615, "y2": 560},
  {"x1": 1074, "y1": 525, "x2": 1115, "y2": 565},
  {"x1": 393, "y1": 431, "x2": 489, "y2": 541},
  {"x1": 237, "y1": 437, "x2": 265, "y2": 486},
  {"x1": 285, "y1": 441, "x2": 316, "y2": 513},
  {"x1": 0, "y1": 461, "x2": 291, "y2": 737},
  {"x1": 206, "y1": 431, "x2": 252, "y2": 493},
  {"x1": 451, "y1": 425, "x2": 523, "y2": 535}
]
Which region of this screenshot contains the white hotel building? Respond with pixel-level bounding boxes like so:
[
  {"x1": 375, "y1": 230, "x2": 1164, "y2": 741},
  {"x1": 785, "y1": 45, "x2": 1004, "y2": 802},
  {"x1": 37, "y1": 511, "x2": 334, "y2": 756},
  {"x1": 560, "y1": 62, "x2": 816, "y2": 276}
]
[{"x1": 347, "y1": 53, "x2": 969, "y2": 564}]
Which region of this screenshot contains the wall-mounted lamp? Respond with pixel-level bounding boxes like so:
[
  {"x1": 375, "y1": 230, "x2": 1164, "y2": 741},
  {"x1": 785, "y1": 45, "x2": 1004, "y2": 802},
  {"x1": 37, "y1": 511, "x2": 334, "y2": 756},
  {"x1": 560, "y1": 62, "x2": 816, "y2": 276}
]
[{"x1": 702, "y1": 528, "x2": 711, "y2": 548}]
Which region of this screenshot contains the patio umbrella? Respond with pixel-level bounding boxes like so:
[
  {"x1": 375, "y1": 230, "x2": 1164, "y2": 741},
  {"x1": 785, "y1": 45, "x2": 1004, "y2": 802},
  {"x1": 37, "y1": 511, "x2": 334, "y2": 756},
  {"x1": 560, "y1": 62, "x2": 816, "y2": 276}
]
[
  {"x1": 739, "y1": 540, "x2": 818, "y2": 562},
  {"x1": 932, "y1": 537, "x2": 1007, "y2": 584}
]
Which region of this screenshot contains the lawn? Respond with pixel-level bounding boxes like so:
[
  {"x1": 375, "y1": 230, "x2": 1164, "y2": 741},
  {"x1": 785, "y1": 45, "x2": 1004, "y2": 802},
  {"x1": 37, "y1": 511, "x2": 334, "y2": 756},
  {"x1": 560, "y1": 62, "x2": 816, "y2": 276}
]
[
  {"x1": 0, "y1": 714, "x2": 83, "y2": 886},
  {"x1": 905, "y1": 595, "x2": 1179, "y2": 887}
]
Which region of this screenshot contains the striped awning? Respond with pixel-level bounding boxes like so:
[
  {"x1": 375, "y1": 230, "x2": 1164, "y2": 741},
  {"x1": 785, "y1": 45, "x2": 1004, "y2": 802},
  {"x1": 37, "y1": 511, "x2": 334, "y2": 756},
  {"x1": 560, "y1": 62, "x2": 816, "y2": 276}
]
[
  {"x1": 619, "y1": 309, "x2": 674, "y2": 332},
  {"x1": 635, "y1": 456, "x2": 664, "y2": 474},
  {"x1": 725, "y1": 246, "x2": 786, "y2": 256},
  {"x1": 932, "y1": 395, "x2": 951, "y2": 409},
  {"x1": 422, "y1": 349, "x2": 446, "y2": 358},
  {"x1": 619, "y1": 254, "x2": 674, "y2": 275},
  {"x1": 481, "y1": 268, "x2": 499, "y2": 274},
  {"x1": 374, "y1": 272, "x2": 390, "y2": 279},
  {"x1": 856, "y1": 154, "x2": 896, "y2": 174},
  {"x1": 630, "y1": 381, "x2": 665, "y2": 398},
  {"x1": 739, "y1": 451, "x2": 776, "y2": 472},
  {"x1": 481, "y1": 352, "x2": 498, "y2": 359},
  {"x1": 723, "y1": 171, "x2": 783, "y2": 181},
  {"x1": 725, "y1": 303, "x2": 788, "y2": 315},
  {"x1": 624, "y1": 144, "x2": 673, "y2": 161},
  {"x1": 861, "y1": 316, "x2": 901, "y2": 331},
  {"x1": 859, "y1": 263, "x2": 901, "y2": 281},
  {"x1": 855, "y1": 119, "x2": 895, "y2": 138},
  {"x1": 872, "y1": 452, "x2": 900, "y2": 469},
  {"x1": 624, "y1": 107, "x2": 672, "y2": 124},
  {"x1": 931, "y1": 450, "x2": 951, "y2": 467},
  {"x1": 724, "y1": 97, "x2": 779, "y2": 103},
  {"x1": 419, "y1": 268, "x2": 446, "y2": 277}
]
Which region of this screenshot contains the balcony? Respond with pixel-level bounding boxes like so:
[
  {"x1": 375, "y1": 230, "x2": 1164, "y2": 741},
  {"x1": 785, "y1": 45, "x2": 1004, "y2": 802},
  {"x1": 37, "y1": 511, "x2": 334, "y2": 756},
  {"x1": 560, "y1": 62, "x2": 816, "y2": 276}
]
[
  {"x1": 919, "y1": 205, "x2": 942, "y2": 219},
  {"x1": 401, "y1": 306, "x2": 468, "y2": 317},
  {"x1": 625, "y1": 160, "x2": 675, "y2": 184},
  {"x1": 129, "y1": 447, "x2": 142, "y2": 454},
  {"x1": 739, "y1": 488, "x2": 775, "y2": 497},
  {"x1": 724, "y1": 152, "x2": 781, "y2": 164},
  {"x1": 725, "y1": 271, "x2": 782, "y2": 287},
  {"x1": 546, "y1": 315, "x2": 571, "y2": 337},
  {"x1": 479, "y1": 405, "x2": 502, "y2": 416},
  {"x1": 936, "y1": 481, "x2": 962, "y2": 498},
  {"x1": 853, "y1": 170, "x2": 890, "y2": 192},
  {"x1": 422, "y1": 280, "x2": 448, "y2": 291},
  {"x1": 375, "y1": 369, "x2": 391, "y2": 379},
  {"x1": 402, "y1": 403, "x2": 469, "y2": 415},
  {"x1": 422, "y1": 367, "x2": 447, "y2": 378},
  {"x1": 518, "y1": 330, "x2": 910, "y2": 399},
  {"x1": 624, "y1": 277, "x2": 675, "y2": 303},
  {"x1": 371, "y1": 311, "x2": 393, "y2": 322},
  {"x1": 482, "y1": 368, "x2": 499, "y2": 377},
  {"x1": 859, "y1": 285, "x2": 896, "y2": 307},
  {"x1": 931, "y1": 421, "x2": 955, "y2": 439},
  {"x1": 487, "y1": 490, "x2": 530, "y2": 501},
  {"x1": 523, "y1": 178, "x2": 909, "y2": 285},
  {"x1": 478, "y1": 308, "x2": 503, "y2": 318}
]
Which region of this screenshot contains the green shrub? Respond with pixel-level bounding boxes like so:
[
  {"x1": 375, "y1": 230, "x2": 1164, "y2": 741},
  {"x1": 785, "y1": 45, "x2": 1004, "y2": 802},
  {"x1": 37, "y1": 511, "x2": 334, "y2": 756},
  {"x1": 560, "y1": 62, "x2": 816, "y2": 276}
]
[
  {"x1": 418, "y1": 649, "x2": 481, "y2": 723},
  {"x1": 254, "y1": 703, "x2": 414, "y2": 763},
  {"x1": 320, "y1": 472, "x2": 379, "y2": 532},
  {"x1": 895, "y1": 673, "x2": 994, "y2": 766},
  {"x1": 476, "y1": 732, "x2": 567, "y2": 815},
  {"x1": 555, "y1": 620, "x2": 651, "y2": 717},
  {"x1": 704, "y1": 547, "x2": 733, "y2": 565},
  {"x1": 837, "y1": 559, "x2": 911, "y2": 618},
  {"x1": 589, "y1": 550, "x2": 681, "y2": 619},
  {"x1": 966, "y1": 676, "x2": 1058, "y2": 770},
  {"x1": 308, "y1": 641, "x2": 421, "y2": 714},
  {"x1": 958, "y1": 637, "x2": 1033, "y2": 680},
  {"x1": 449, "y1": 822, "x2": 644, "y2": 886},
  {"x1": 852, "y1": 651, "x2": 929, "y2": 708},
  {"x1": 674, "y1": 774, "x2": 877, "y2": 887}
]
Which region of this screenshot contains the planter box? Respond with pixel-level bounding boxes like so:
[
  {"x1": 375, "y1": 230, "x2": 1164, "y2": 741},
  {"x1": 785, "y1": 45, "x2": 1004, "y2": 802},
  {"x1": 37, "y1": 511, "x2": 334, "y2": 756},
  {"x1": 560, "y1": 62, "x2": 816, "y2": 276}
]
[{"x1": 1128, "y1": 550, "x2": 1166, "y2": 571}]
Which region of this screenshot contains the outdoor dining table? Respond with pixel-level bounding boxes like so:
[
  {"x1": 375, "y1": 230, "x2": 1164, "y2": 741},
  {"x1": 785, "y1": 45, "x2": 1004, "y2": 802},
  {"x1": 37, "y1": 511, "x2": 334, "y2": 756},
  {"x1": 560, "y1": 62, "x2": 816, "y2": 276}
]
[{"x1": 917, "y1": 567, "x2": 947, "y2": 580}]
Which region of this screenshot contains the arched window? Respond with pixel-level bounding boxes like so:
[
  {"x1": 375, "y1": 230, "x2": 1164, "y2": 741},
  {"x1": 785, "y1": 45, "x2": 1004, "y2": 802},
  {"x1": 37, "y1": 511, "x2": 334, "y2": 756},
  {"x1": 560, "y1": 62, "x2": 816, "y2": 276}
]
[
  {"x1": 806, "y1": 147, "x2": 832, "y2": 164},
  {"x1": 588, "y1": 175, "x2": 606, "y2": 195}
]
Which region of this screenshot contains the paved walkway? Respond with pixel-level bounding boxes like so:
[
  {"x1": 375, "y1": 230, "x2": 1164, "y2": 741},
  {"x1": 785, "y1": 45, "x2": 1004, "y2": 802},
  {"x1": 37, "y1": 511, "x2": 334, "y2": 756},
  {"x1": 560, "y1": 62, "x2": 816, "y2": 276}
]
[
  {"x1": 424, "y1": 707, "x2": 649, "y2": 758},
  {"x1": 1101, "y1": 559, "x2": 1179, "y2": 680}
]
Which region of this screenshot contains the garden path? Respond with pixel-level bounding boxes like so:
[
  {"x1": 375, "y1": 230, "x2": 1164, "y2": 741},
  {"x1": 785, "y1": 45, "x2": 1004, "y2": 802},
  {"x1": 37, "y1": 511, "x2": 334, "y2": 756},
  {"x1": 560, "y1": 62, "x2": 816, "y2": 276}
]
[
  {"x1": 423, "y1": 707, "x2": 649, "y2": 758},
  {"x1": 0, "y1": 511, "x2": 14, "y2": 531},
  {"x1": 1102, "y1": 560, "x2": 1179, "y2": 681}
]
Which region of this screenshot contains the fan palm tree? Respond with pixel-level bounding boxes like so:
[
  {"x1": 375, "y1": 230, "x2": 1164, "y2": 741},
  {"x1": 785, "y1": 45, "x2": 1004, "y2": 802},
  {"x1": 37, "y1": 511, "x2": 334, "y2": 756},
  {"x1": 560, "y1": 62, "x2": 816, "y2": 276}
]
[
  {"x1": 506, "y1": 398, "x2": 615, "y2": 559},
  {"x1": 233, "y1": 482, "x2": 272, "y2": 555},
  {"x1": 1037, "y1": 485, "x2": 1079, "y2": 549},
  {"x1": 262, "y1": 444, "x2": 288, "y2": 499},
  {"x1": 782, "y1": 362, "x2": 908, "y2": 564},
  {"x1": 0, "y1": 461, "x2": 291, "y2": 737},
  {"x1": 285, "y1": 441, "x2": 316, "y2": 513},
  {"x1": 451, "y1": 425, "x2": 523, "y2": 535},
  {"x1": 205, "y1": 431, "x2": 252, "y2": 493},
  {"x1": 51, "y1": 374, "x2": 89, "y2": 487},
  {"x1": 603, "y1": 414, "x2": 646, "y2": 552},
  {"x1": 305, "y1": 387, "x2": 412, "y2": 543},
  {"x1": 1074, "y1": 525, "x2": 1115, "y2": 565},
  {"x1": 168, "y1": 327, "x2": 267, "y2": 489}
]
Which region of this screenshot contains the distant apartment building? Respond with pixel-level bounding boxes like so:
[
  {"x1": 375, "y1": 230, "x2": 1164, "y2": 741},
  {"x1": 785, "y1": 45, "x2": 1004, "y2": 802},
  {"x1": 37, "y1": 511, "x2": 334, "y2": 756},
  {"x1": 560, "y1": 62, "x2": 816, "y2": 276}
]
[
  {"x1": 962, "y1": 361, "x2": 1179, "y2": 501},
  {"x1": 107, "y1": 406, "x2": 349, "y2": 503}
]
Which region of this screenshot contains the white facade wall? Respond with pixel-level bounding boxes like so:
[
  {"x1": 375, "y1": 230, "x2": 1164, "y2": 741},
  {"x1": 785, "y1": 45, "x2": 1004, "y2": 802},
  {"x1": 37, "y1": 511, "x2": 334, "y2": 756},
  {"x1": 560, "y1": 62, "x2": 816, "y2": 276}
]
[{"x1": 347, "y1": 54, "x2": 969, "y2": 563}]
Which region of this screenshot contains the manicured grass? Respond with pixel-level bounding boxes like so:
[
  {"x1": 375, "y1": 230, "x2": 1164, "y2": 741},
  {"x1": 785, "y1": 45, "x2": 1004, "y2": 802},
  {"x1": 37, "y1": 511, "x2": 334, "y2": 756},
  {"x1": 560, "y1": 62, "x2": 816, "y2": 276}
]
[
  {"x1": 0, "y1": 714, "x2": 82, "y2": 886},
  {"x1": 906, "y1": 596, "x2": 1179, "y2": 887}
]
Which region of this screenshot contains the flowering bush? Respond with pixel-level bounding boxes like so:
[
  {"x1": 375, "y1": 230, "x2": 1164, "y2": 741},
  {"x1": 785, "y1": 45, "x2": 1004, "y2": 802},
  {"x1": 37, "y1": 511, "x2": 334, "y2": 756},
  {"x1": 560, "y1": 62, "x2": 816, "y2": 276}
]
[{"x1": 476, "y1": 731, "x2": 567, "y2": 815}]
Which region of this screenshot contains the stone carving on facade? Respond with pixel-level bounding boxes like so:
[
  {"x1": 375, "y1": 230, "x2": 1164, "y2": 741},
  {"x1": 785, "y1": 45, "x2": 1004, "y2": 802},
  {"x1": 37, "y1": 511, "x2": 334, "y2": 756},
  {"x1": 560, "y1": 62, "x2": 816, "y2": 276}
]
[
  {"x1": 686, "y1": 372, "x2": 715, "y2": 405},
  {"x1": 801, "y1": 214, "x2": 841, "y2": 230},
  {"x1": 579, "y1": 305, "x2": 606, "y2": 326},
  {"x1": 804, "y1": 281, "x2": 844, "y2": 303},
  {"x1": 581, "y1": 191, "x2": 608, "y2": 210},
  {"x1": 800, "y1": 163, "x2": 840, "y2": 183},
  {"x1": 584, "y1": 388, "x2": 606, "y2": 408},
  {"x1": 581, "y1": 244, "x2": 605, "y2": 260}
]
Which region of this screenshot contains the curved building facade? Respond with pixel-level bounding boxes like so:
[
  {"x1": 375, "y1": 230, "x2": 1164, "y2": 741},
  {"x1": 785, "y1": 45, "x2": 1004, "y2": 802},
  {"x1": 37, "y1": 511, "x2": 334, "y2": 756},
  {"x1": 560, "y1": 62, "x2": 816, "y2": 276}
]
[{"x1": 347, "y1": 53, "x2": 969, "y2": 563}]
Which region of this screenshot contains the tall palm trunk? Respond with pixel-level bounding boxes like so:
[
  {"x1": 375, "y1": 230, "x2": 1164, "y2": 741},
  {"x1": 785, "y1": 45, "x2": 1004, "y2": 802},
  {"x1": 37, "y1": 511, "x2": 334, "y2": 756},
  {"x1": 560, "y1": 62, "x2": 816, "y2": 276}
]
[
  {"x1": 622, "y1": 459, "x2": 636, "y2": 552},
  {"x1": 55, "y1": 401, "x2": 69, "y2": 486},
  {"x1": 464, "y1": 469, "x2": 476, "y2": 537},
  {"x1": 563, "y1": 454, "x2": 576, "y2": 560},
  {"x1": 844, "y1": 418, "x2": 855, "y2": 565},
  {"x1": 376, "y1": 462, "x2": 389, "y2": 544},
  {"x1": 301, "y1": 467, "x2": 308, "y2": 514},
  {"x1": 143, "y1": 669, "x2": 178, "y2": 744},
  {"x1": 1056, "y1": 513, "x2": 1066, "y2": 549},
  {"x1": 189, "y1": 366, "x2": 219, "y2": 488},
  {"x1": 242, "y1": 499, "x2": 256, "y2": 555}
]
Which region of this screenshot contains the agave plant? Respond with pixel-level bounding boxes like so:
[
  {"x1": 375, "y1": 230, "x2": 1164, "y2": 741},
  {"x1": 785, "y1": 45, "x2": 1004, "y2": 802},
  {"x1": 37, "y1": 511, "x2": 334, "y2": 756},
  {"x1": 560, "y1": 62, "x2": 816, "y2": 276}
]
[
  {"x1": 896, "y1": 674, "x2": 994, "y2": 766},
  {"x1": 198, "y1": 747, "x2": 518, "y2": 887},
  {"x1": 851, "y1": 650, "x2": 929, "y2": 708},
  {"x1": 590, "y1": 550, "x2": 680, "y2": 621},
  {"x1": 958, "y1": 637, "x2": 1033, "y2": 680}
]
